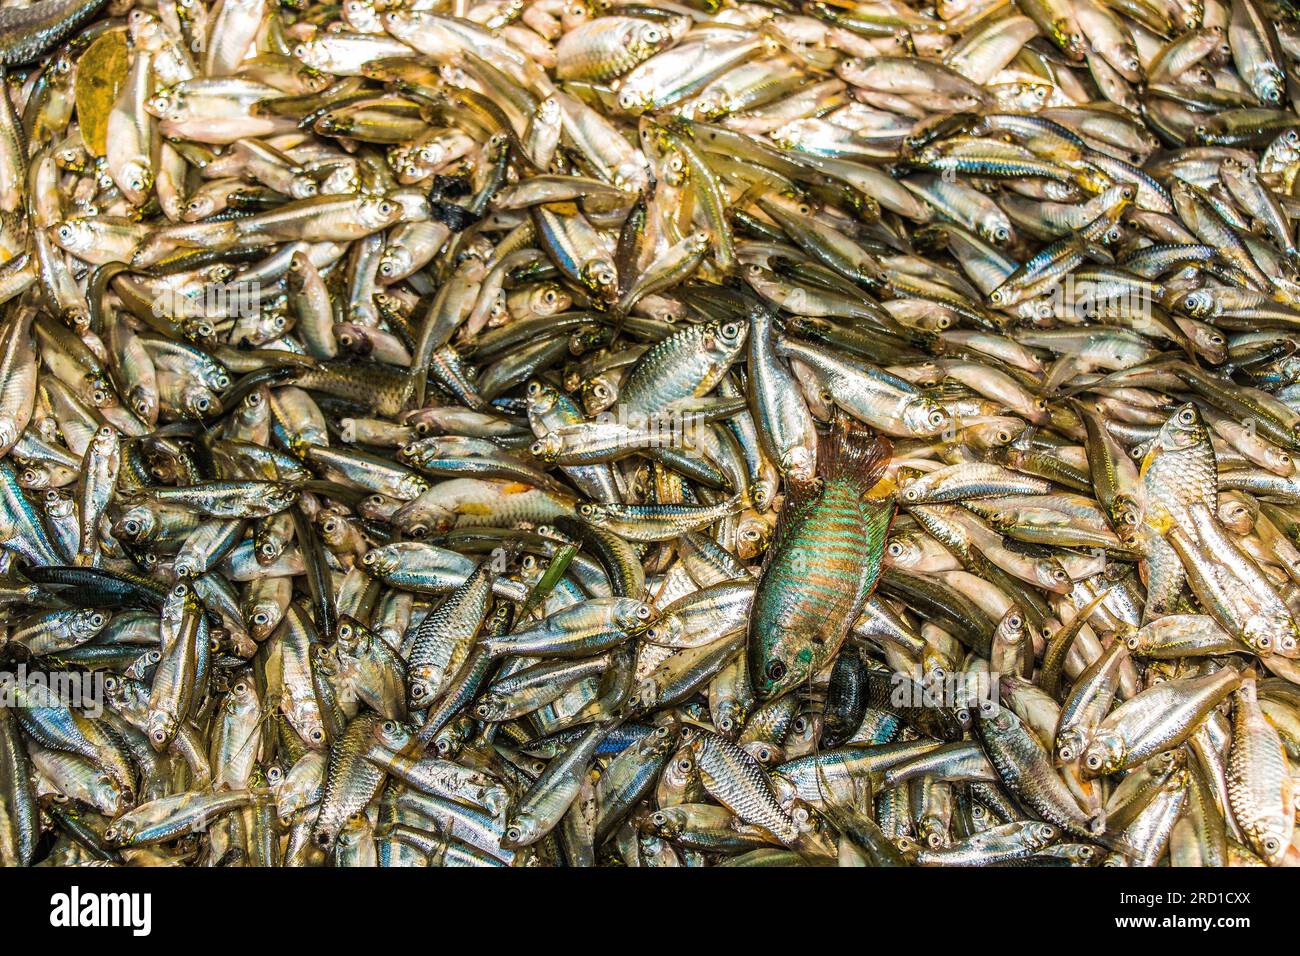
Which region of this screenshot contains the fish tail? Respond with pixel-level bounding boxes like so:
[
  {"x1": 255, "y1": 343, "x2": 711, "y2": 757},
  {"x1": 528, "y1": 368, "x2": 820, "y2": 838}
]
[{"x1": 820, "y1": 413, "x2": 891, "y2": 493}]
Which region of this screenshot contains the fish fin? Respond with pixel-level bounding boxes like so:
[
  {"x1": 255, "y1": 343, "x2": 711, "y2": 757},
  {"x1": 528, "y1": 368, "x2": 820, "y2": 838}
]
[
  {"x1": 1146, "y1": 511, "x2": 1174, "y2": 538},
  {"x1": 768, "y1": 475, "x2": 819, "y2": 556},
  {"x1": 820, "y1": 412, "x2": 891, "y2": 494},
  {"x1": 1042, "y1": 356, "x2": 1081, "y2": 395}
]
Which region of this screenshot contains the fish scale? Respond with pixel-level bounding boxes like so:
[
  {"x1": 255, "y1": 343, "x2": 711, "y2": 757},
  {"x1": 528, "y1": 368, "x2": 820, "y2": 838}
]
[{"x1": 692, "y1": 730, "x2": 800, "y2": 846}]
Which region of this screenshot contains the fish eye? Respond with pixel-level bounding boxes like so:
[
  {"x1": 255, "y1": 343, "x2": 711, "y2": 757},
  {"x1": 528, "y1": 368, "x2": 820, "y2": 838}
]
[
  {"x1": 635, "y1": 605, "x2": 652, "y2": 620},
  {"x1": 766, "y1": 660, "x2": 787, "y2": 682},
  {"x1": 309, "y1": 728, "x2": 325, "y2": 743}
]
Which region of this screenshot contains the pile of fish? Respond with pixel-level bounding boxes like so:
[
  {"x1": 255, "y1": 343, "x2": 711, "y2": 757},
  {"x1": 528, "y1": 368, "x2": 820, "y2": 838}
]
[{"x1": 2, "y1": 0, "x2": 1300, "y2": 869}]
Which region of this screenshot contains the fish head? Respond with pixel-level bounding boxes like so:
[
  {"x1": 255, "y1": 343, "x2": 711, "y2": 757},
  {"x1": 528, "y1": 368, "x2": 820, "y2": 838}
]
[
  {"x1": 780, "y1": 446, "x2": 816, "y2": 484},
  {"x1": 1111, "y1": 495, "x2": 1143, "y2": 545},
  {"x1": 642, "y1": 613, "x2": 685, "y2": 648},
  {"x1": 639, "y1": 806, "x2": 685, "y2": 839},
  {"x1": 358, "y1": 196, "x2": 403, "y2": 232},
  {"x1": 72, "y1": 608, "x2": 110, "y2": 640},
  {"x1": 1055, "y1": 727, "x2": 1089, "y2": 765},
  {"x1": 749, "y1": 629, "x2": 818, "y2": 700},
  {"x1": 616, "y1": 84, "x2": 653, "y2": 116},
  {"x1": 146, "y1": 709, "x2": 178, "y2": 751},
  {"x1": 297, "y1": 714, "x2": 328, "y2": 749},
  {"x1": 735, "y1": 511, "x2": 772, "y2": 561},
  {"x1": 616, "y1": 600, "x2": 658, "y2": 632},
  {"x1": 529, "y1": 433, "x2": 562, "y2": 464},
  {"x1": 1081, "y1": 731, "x2": 1125, "y2": 777},
  {"x1": 630, "y1": 20, "x2": 670, "y2": 59},
  {"x1": 643, "y1": 719, "x2": 681, "y2": 758},
  {"x1": 1153, "y1": 402, "x2": 1205, "y2": 453},
  {"x1": 582, "y1": 376, "x2": 618, "y2": 415},
  {"x1": 370, "y1": 716, "x2": 418, "y2": 758},
  {"x1": 579, "y1": 258, "x2": 618, "y2": 301},
  {"x1": 102, "y1": 820, "x2": 136, "y2": 847},
  {"x1": 1026, "y1": 822, "x2": 1060, "y2": 849},
  {"x1": 705, "y1": 319, "x2": 748, "y2": 359},
  {"x1": 396, "y1": 502, "x2": 454, "y2": 539},
  {"x1": 360, "y1": 547, "x2": 397, "y2": 576},
  {"x1": 903, "y1": 397, "x2": 951, "y2": 438},
  {"x1": 407, "y1": 667, "x2": 444, "y2": 710},
  {"x1": 995, "y1": 605, "x2": 1026, "y2": 644},
  {"x1": 978, "y1": 699, "x2": 1018, "y2": 735},
  {"x1": 750, "y1": 474, "x2": 779, "y2": 513},
  {"x1": 501, "y1": 810, "x2": 543, "y2": 849},
  {"x1": 247, "y1": 603, "x2": 281, "y2": 641},
  {"x1": 885, "y1": 534, "x2": 922, "y2": 569},
  {"x1": 530, "y1": 283, "x2": 570, "y2": 317},
  {"x1": 1034, "y1": 558, "x2": 1073, "y2": 593},
  {"x1": 526, "y1": 379, "x2": 561, "y2": 416},
  {"x1": 333, "y1": 618, "x2": 367, "y2": 658},
  {"x1": 180, "y1": 383, "x2": 220, "y2": 419},
  {"x1": 119, "y1": 161, "x2": 155, "y2": 205}
]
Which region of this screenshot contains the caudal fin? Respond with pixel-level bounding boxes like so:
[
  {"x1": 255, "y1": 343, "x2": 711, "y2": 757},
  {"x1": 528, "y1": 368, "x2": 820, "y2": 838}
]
[{"x1": 820, "y1": 413, "x2": 891, "y2": 493}]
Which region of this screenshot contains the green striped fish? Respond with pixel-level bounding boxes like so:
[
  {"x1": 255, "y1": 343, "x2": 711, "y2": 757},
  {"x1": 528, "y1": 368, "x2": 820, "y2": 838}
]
[{"x1": 748, "y1": 415, "x2": 895, "y2": 700}]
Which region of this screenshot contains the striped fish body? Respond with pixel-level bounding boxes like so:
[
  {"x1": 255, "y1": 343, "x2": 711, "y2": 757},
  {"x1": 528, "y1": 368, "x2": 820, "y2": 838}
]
[{"x1": 748, "y1": 418, "x2": 893, "y2": 699}]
